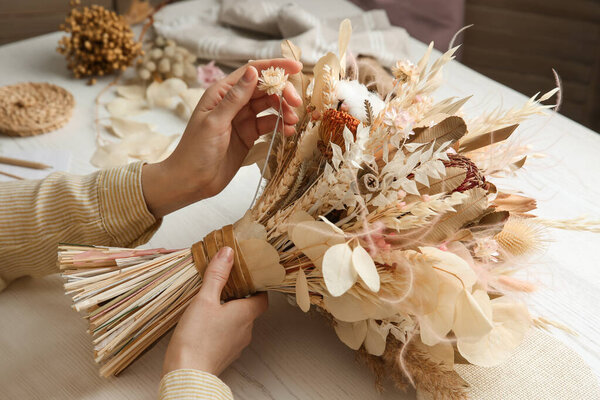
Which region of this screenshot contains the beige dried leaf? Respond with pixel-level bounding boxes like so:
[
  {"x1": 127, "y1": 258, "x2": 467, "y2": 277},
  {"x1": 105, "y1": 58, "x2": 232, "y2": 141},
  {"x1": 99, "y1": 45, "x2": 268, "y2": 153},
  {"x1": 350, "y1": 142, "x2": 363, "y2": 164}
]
[
  {"x1": 322, "y1": 243, "x2": 356, "y2": 296},
  {"x1": 420, "y1": 247, "x2": 477, "y2": 290},
  {"x1": 452, "y1": 289, "x2": 494, "y2": 342},
  {"x1": 457, "y1": 298, "x2": 531, "y2": 367},
  {"x1": 295, "y1": 268, "x2": 310, "y2": 312},
  {"x1": 420, "y1": 276, "x2": 460, "y2": 346},
  {"x1": 421, "y1": 167, "x2": 466, "y2": 195},
  {"x1": 459, "y1": 124, "x2": 519, "y2": 153},
  {"x1": 90, "y1": 142, "x2": 130, "y2": 168},
  {"x1": 124, "y1": 131, "x2": 178, "y2": 162},
  {"x1": 410, "y1": 116, "x2": 467, "y2": 151},
  {"x1": 338, "y1": 19, "x2": 352, "y2": 77},
  {"x1": 311, "y1": 52, "x2": 340, "y2": 112},
  {"x1": 298, "y1": 123, "x2": 320, "y2": 160},
  {"x1": 146, "y1": 78, "x2": 188, "y2": 109},
  {"x1": 324, "y1": 293, "x2": 397, "y2": 322},
  {"x1": 175, "y1": 87, "x2": 205, "y2": 120},
  {"x1": 401, "y1": 255, "x2": 440, "y2": 315},
  {"x1": 352, "y1": 245, "x2": 380, "y2": 292},
  {"x1": 287, "y1": 210, "x2": 314, "y2": 234},
  {"x1": 364, "y1": 319, "x2": 387, "y2": 356},
  {"x1": 116, "y1": 85, "x2": 146, "y2": 100},
  {"x1": 105, "y1": 98, "x2": 148, "y2": 117},
  {"x1": 233, "y1": 211, "x2": 267, "y2": 242},
  {"x1": 418, "y1": 246, "x2": 477, "y2": 345},
  {"x1": 420, "y1": 187, "x2": 488, "y2": 244},
  {"x1": 241, "y1": 141, "x2": 270, "y2": 176},
  {"x1": 238, "y1": 239, "x2": 285, "y2": 289},
  {"x1": 109, "y1": 117, "x2": 154, "y2": 138},
  {"x1": 290, "y1": 220, "x2": 344, "y2": 269},
  {"x1": 334, "y1": 319, "x2": 367, "y2": 350}
]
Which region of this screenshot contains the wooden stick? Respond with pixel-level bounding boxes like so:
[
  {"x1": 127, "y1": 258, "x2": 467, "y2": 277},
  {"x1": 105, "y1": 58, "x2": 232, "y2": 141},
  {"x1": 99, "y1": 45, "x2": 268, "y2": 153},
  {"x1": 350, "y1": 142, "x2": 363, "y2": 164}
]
[
  {"x1": 0, "y1": 156, "x2": 51, "y2": 170},
  {"x1": 0, "y1": 170, "x2": 24, "y2": 180}
]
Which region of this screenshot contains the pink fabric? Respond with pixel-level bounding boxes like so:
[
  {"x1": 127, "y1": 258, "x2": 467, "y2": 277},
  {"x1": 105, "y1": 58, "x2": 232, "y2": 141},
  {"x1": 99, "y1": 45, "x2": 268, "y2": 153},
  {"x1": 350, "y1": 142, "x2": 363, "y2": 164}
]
[{"x1": 349, "y1": 0, "x2": 465, "y2": 51}]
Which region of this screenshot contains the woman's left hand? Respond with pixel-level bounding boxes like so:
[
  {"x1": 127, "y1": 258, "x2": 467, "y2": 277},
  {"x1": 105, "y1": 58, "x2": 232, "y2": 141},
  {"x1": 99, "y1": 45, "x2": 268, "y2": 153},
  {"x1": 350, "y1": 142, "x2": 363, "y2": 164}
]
[{"x1": 143, "y1": 59, "x2": 303, "y2": 218}]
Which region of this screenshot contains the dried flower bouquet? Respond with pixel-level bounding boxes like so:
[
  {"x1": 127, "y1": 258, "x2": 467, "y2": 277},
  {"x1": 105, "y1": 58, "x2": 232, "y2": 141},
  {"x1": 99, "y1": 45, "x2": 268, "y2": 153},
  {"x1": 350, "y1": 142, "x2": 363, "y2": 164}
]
[{"x1": 58, "y1": 20, "x2": 585, "y2": 399}]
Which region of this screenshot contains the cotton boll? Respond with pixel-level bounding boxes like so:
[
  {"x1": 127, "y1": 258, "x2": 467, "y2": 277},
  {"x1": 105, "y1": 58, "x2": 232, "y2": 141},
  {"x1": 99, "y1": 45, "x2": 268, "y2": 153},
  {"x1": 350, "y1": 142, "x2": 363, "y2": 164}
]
[{"x1": 335, "y1": 80, "x2": 384, "y2": 123}]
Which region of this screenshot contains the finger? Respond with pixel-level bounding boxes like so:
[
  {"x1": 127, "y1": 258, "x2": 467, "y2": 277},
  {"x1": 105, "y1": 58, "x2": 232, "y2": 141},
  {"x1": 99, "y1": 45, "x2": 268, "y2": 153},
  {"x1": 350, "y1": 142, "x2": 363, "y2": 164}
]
[
  {"x1": 241, "y1": 292, "x2": 269, "y2": 319},
  {"x1": 256, "y1": 115, "x2": 298, "y2": 135},
  {"x1": 249, "y1": 94, "x2": 297, "y2": 119},
  {"x1": 208, "y1": 66, "x2": 259, "y2": 124},
  {"x1": 250, "y1": 100, "x2": 299, "y2": 125},
  {"x1": 282, "y1": 81, "x2": 302, "y2": 107},
  {"x1": 199, "y1": 246, "x2": 234, "y2": 303}
]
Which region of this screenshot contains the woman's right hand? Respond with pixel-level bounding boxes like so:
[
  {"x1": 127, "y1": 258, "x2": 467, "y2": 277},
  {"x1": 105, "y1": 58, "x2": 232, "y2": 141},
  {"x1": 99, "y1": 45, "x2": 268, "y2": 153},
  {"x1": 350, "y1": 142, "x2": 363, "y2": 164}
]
[{"x1": 162, "y1": 246, "x2": 268, "y2": 376}]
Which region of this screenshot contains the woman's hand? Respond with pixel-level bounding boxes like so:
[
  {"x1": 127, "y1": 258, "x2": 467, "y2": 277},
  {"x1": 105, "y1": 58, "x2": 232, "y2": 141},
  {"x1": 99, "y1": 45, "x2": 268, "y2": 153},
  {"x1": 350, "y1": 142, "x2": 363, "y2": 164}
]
[
  {"x1": 143, "y1": 59, "x2": 303, "y2": 218},
  {"x1": 162, "y1": 246, "x2": 268, "y2": 376}
]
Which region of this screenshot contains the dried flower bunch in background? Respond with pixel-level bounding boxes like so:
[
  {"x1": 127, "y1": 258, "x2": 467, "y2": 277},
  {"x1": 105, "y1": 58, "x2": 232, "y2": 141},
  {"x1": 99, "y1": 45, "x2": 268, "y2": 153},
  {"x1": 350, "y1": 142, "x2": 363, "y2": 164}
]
[
  {"x1": 59, "y1": 19, "x2": 599, "y2": 400},
  {"x1": 136, "y1": 36, "x2": 197, "y2": 84},
  {"x1": 57, "y1": 0, "x2": 142, "y2": 81}
]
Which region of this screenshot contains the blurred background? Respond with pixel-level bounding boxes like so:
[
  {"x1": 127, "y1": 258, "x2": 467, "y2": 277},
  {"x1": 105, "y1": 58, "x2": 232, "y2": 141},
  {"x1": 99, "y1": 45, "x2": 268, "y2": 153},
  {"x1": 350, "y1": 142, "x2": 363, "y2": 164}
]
[{"x1": 1, "y1": 0, "x2": 598, "y2": 131}]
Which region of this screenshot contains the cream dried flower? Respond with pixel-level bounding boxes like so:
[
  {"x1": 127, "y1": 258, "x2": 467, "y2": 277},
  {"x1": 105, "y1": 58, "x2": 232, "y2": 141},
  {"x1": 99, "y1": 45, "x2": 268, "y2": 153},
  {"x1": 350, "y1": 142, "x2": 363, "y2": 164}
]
[
  {"x1": 258, "y1": 66, "x2": 288, "y2": 96},
  {"x1": 391, "y1": 60, "x2": 419, "y2": 83},
  {"x1": 383, "y1": 106, "x2": 415, "y2": 139}
]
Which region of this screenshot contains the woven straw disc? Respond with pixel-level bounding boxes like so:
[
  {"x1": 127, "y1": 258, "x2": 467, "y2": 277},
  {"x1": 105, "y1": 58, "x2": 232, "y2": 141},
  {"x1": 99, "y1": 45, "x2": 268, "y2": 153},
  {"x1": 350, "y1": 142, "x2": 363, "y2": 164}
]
[{"x1": 0, "y1": 82, "x2": 75, "y2": 137}]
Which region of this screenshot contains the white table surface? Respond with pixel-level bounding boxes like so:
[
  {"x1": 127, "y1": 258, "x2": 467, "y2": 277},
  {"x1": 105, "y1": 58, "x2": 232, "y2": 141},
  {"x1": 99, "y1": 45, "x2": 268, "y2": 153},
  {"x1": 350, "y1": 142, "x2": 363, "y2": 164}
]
[{"x1": 1, "y1": 1, "x2": 599, "y2": 399}]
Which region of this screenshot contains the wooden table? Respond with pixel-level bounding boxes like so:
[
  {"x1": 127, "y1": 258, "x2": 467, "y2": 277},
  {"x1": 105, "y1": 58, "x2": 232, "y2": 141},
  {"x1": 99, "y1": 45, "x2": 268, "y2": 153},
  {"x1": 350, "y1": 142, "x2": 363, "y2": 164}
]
[{"x1": 1, "y1": 0, "x2": 599, "y2": 398}]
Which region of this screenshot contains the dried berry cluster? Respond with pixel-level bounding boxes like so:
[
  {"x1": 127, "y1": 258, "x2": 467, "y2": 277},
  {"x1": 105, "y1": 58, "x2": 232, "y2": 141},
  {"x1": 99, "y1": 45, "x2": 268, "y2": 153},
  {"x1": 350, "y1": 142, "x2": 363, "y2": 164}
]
[
  {"x1": 57, "y1": 0, "x2": 143, "y2": 80},
  {"x1": 136, "y1": 36, "x2": 197, "y2": 84}
]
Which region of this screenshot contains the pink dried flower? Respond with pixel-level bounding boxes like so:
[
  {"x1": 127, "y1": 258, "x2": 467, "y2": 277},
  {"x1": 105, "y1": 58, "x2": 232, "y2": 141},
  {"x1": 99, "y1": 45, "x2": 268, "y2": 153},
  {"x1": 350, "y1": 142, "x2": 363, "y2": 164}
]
[{"x1": 197, "y1": 61, "x2": 225, "y2": 88}]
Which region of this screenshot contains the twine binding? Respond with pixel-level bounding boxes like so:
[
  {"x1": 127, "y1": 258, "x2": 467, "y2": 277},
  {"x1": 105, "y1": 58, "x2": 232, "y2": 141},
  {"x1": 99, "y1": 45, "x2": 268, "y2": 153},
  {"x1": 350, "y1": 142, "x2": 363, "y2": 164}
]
[{"x1": 191, "y1": 225, "x2": 255, "y2": 300}]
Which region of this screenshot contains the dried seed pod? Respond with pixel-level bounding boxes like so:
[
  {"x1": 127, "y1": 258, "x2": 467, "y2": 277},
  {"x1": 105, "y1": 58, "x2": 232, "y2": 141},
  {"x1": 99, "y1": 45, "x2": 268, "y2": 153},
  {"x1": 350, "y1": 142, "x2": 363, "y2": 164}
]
[
  {"x1": 158, "y1": 58, "x2": 170, "y2": 73},
  {"x1": 145, "y1": 61, "x2": 156, "y2": 72},
  {"x1": 138, "y1": 68, "x2": 151, "y2": 80},
  {"x1": 172, "y1": 63, "x2": 184, "y2": 78},
  {"x1": 136, "y1": 35, "x2": 198, "y2": 84},
  {"x1": 164, "y1": 46, "x2": 176, "y2": 58},
  {"x1": 150, "y1": 48, "x2": 163, "y2": 60}
]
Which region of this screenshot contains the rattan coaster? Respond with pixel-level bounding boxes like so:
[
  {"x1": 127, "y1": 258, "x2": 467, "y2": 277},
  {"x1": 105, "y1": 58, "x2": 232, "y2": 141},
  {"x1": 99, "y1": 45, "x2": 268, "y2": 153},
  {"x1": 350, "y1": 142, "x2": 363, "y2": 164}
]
[{"x1": 0, "y1": 82, "x2": 75, "y2": 137}]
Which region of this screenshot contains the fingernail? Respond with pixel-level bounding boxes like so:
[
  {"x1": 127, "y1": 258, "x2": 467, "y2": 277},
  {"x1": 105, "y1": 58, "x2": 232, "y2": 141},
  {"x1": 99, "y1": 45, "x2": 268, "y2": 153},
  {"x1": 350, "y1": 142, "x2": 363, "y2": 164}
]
[
  {"x1": 218, "y1": 246, "x2": 234, "y2": 262},
  {"x1": 242, "y1": 66, "x2": 255, "y2": 83}
]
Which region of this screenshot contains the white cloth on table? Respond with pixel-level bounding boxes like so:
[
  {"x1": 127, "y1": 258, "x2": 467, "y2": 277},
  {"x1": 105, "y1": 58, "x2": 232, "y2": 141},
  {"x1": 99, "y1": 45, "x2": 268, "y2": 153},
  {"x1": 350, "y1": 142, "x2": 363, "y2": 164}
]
[{"x1": 153, "y1": 0, "x2": 410, "y2": 69}]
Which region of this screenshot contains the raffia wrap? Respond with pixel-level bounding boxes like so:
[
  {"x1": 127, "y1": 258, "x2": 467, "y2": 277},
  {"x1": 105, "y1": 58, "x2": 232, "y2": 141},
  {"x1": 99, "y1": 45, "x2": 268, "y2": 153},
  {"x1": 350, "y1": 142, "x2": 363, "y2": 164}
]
[{"x1": 190, "y1": 225, "x2": 256, "y2": 300}]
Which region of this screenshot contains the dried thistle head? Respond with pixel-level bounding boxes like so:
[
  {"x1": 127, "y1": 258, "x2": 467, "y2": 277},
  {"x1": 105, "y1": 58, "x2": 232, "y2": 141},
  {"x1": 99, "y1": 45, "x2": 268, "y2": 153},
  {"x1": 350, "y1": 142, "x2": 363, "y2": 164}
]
[
  {"x1": 495, "y1": 217, "x2": 545, "y2": 256},
  {"x1": 258, "y1": 66, "x2": 288, "y2": 96}
]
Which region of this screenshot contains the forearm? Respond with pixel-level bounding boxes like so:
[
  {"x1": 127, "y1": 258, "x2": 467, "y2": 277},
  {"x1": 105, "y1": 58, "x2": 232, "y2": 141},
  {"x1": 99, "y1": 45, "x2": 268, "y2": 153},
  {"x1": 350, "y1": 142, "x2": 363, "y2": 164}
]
[
  {"x1": 142, "y1": 159, "x2": 201, "y2": 218},
  {"x1": 0, "y1": 162, "x2": 161, "y2": 289}
]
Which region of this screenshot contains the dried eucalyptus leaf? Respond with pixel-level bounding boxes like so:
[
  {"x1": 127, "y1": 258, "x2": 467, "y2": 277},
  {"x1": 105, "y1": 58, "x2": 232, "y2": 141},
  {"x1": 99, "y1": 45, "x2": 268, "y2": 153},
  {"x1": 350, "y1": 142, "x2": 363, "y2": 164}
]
[
  {"x1": 352, "y1": 245, "x2": 380, "y2": 292},
  {"x1": 457, "y1": 298, "x2": 531, "y2": 367},
  {"x1": 322, "y1": 243, "x2": 356, "y2": 296},
  {"x1": 364, "y1": 319, "x2": 388, "y2": 356},
  {"x1": 295, "y1": 269, "x2": 310, "y2": 312},
  {"x1": 238, "y1": 239, "x2": 285, "y2": 289},
  {"x1": 334, "y1": 319, "x2": 367, "y2": 350},
  {"x1": 453, "y1": 289, "x2": 494, "y2": 342},
  {"x1": 290, "y1": 220, "x2": 344, "y2": 269}
]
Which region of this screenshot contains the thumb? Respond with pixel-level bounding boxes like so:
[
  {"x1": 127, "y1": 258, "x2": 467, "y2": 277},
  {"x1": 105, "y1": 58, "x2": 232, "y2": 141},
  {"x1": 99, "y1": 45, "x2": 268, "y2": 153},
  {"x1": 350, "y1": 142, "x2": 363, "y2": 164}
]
[
  {"x1": 211, "y1": 66, "x2": 258, "y2": 122},
  {"x1": 199, "y1": 246, "x2": 234, "y2": 302}
]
